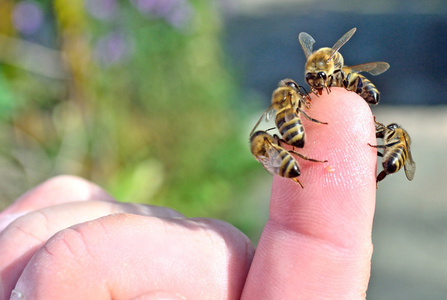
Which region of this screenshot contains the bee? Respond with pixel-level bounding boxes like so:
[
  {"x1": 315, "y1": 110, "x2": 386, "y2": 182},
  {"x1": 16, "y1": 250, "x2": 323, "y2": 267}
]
[
  {"x1": 250, "y1": 130, "x2": 327, "y2": 188},
  {"x1": 250, "y1": 78, "x2": 327, "y2": 149},
  {"x1": 368, "y1": 120, "x2": 415, "y2": 184},
  {"x1": 299, "y1": 28, "x2": 356, "y2": 95},
  {"x1": 299, "y1": 28, "x2": 389, "y2": 104}
]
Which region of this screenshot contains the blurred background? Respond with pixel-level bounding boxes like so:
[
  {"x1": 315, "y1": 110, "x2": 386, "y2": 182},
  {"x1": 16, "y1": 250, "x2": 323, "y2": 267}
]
[{"x1": 0, "y1": 0, "x2": 446, "y2": 298}]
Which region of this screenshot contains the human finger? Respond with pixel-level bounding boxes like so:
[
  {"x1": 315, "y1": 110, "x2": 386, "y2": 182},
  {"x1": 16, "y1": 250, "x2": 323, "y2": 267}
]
[
  {"x1": 0, "y1": 175, "x2": 116, "y2": 231},
  {"x1": 0, "y1": 200, "x2": 184, "y2": 300},
  {"x1": 242, "y1": 88, "x2": 377, "y2": 299}
]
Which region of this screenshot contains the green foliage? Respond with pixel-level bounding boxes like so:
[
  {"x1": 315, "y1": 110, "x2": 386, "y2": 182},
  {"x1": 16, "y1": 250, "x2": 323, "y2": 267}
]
[{"x1": 0, "y1": 0, "x2": 259, "y2": 231}]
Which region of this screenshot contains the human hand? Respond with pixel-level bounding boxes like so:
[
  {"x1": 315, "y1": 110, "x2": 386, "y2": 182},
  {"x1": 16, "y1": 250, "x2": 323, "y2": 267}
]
[
  {"x1": 0, "y1": 176, "x2": 253, "y2": 299},
  {"x1": 0, "y1": 88, "x2": 377, "y2": 299}
]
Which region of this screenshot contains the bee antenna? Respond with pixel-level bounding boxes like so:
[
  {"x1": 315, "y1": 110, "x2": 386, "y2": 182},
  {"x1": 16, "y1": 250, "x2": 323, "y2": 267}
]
[
  {"x1": 265, "y1": 127, "x2": 276, "y2": 133},
  {"x1": 327, "y1": 53, "x2": 337, "y2": 63},
  {"x1": 298, "y1": 85, "x2": 310, "y2": 96},
  {"x1": 263, "y1": 136, "x2": 275, "y2": 147}
]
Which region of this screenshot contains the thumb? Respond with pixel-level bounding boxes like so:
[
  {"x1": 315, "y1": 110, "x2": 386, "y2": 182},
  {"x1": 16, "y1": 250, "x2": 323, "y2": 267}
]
[{"x1": 243, "y1": 88, "x2": 377, "y2": 299}]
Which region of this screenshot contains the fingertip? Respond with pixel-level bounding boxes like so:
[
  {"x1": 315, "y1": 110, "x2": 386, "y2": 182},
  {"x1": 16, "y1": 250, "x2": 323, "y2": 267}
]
[
  {"x1": 270, "y1": 88, "x2": 377, "y2": 238},
  {"x1": 244, "y1": 89, "x2": 377, "y2": 299}
]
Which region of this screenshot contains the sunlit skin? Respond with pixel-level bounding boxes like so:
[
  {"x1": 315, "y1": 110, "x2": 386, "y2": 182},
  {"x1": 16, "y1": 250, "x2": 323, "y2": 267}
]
[{"x1": 0, "y1": 89, "x2": 377, "y2": 299}]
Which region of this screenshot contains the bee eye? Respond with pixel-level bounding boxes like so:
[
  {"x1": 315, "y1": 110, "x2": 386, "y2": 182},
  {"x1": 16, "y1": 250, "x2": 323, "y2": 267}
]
[
  {"x1": 286, "y1": 81, "x2": 298, "y2": 89},
  {"x1": 318, "y1": 72, "x2": 327, "y2": 80},
  {"x1": 305, "y1": 73, "x2": 313, "y2": 81},
  {"x1": 388, "y1": 123, "x2": 398, "y2": 130}
]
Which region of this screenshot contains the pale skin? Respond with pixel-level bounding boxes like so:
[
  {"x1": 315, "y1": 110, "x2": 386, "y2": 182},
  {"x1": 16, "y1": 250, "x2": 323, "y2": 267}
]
[{"x1": 0, "y1": 88, "x2": 377, "y2": 300}]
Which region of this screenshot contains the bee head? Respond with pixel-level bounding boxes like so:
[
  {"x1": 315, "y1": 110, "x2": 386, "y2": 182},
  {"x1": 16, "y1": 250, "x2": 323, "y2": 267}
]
[{"x1": 387, "y1": 123, "x2": 399, "y2": 131}]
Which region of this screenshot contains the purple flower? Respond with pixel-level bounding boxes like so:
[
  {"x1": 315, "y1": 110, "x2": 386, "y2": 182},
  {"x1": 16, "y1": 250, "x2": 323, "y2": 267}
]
[
  {"x1": 165, "y1": 1, "x2": 194, "y2": 28},
  {"x1": 153, "y1": 0, "x2": 177, "y2": 16},
  {"x1": 130, "y1": 0, "x2": 158, "y2": 14},
  {"x1": 130, "y1": 0, "x2": 194, "y2": 28},
  {"x1": 12, "y1": 1, "x2": 43, "y2": 35},
  {"x1": 85, "y1": 0, "x2": 118, "y2": 21},
  {"x1": 95, "y1": 31, "x2": 133, "y2": 66}
]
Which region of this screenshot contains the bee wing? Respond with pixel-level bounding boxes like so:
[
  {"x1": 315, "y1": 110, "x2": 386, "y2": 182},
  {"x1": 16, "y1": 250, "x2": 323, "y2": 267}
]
[
  {"x1": 328, "y1": 27, "x2": 356, "y2": 62},
  {"x1": 284, "y1": 106, "x2": 298, "y2": 122},
  {"x1": 345, "y1": 62, "x2": 390, "y2": 76},
  {"x1": 257, "y1": 147, "x2": 283, "y2": 175},
  {"x1": 403, "y1": 147, "x2": 416, "y2": 181},
  {"x1": 298, "y1": 32, "x2": 315, "y2": 58},
  {"x1": 266, "y1": 109, "x2": 275, "y2": 122},
  {"x1": 250, "y1": 104, "x2": 275, "y2": 137}
]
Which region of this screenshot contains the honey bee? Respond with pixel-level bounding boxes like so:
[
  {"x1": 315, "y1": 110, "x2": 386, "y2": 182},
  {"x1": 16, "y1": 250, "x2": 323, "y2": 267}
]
[
  {"x1": 299, "y1": 28, "x2": 356, "y2": 95},
  {"x1": 299, "y1": 28, "x2": 389, "y2": 104},
  {"x1": 368, "y1": 120, "x2": 415, "y2": 184},
  {"x1": 250, "y1": 130, "x2": 327, "y2": 188},
  {"x1": 250, "y1": 78, "x2": 327, "y2": 149}
]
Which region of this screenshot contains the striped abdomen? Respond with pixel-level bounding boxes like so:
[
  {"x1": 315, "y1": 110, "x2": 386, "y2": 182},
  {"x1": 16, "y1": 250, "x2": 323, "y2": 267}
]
[
  {"x1": 382, "y1": 144, "x2": 407, "y2": 174},
  {"x1": 274, "y1": 146, "x2": 301, "y2": 179},
  {"x1": 275, "y1": 107, "x2": 305, "y2": 148},
  {"x1": 342, "y1": 73, "x2": 380, "y2": 105},
  {"x1": 357, "y1": 74, "x2": 380, "y2": 105}
]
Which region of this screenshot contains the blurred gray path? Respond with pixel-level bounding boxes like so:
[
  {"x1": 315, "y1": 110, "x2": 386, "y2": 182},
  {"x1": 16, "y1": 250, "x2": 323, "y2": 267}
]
[{"x1": 368, "y1": 106, "x2": 447, "y2": 299}]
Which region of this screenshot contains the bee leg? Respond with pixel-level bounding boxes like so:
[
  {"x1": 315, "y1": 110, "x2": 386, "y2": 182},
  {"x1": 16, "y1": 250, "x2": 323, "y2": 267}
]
[
  {"x1": 273, "y1": 134, "x2": 286, "y2": 145},
  {"x1": 292, "y1": 177, "x2": 305, "y2": 188},
  {"x1": 374, "y1": 170, "x2": 388, "y2": 189},
  {"x1": 289, "y1": 150, "x2": 328, "y2": 163},
  {"x1": 296, "y1": 107, "x2": 328, "y2": 124},
  {"x1": 275, "y1": 135, "x2": 297, "y2": 151},
  {"x1": 354, "y1": 76, "x2": 363, "y2": 93},
  {"x1": 374, "y1": 119, "x2": 384, "y2": 127},
  {"x1": 373, "y1": 119, "x2": 386, "y2": 132},
  {"x1": 369, "y1": 141, "x2": 400, "y2": 150},
  {"x1": 376, "y1": 170, "x2": 388, "y2": 183},
  {"x1": 368, "y1": 142, "x2": 400, "y2": 149},
  {"x1": 342, "y1": 72, "x2": 349, "y2": 88},
  {"x1": 384, "y1": 141, "x2": 400, "y2": 148},
  {"x1": 372, "y1": 118, "x2": 385, "y2": 138},
  {"x1": 303, "y1": 100, "x2": 312, "y2": 110},
  {"x1": 368, "y1": 144, "x2": 385, "y2": 159},
  {"x1": 298, "y1": 95, "x2": 312, "y2": 109},
  {"x1": 375, "y1": 132, "x2": 385, "y2": 139},
  {"x1": 298, "y1": 85, "x2": 311, "y2": 98}
]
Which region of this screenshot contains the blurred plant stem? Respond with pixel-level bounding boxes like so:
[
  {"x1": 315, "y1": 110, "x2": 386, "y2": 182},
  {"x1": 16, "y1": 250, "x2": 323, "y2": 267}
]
[{"x1": 54, "y1": 0, "x2": 91, "y2": 106}]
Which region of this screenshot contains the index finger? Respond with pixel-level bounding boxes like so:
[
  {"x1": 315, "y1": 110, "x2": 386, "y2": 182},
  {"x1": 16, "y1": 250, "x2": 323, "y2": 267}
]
[{"x1": 243, "y1": 88, "x2": 377, "y2": 299}]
